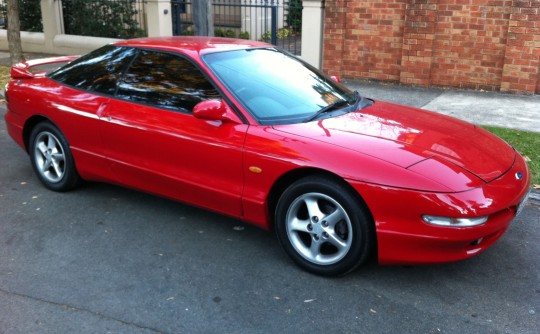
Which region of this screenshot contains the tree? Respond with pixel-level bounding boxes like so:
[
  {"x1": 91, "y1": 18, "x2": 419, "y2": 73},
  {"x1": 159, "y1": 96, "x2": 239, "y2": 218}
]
[
  {"x1": 193, "y1": 0, "x2": 214, "y2": 36},
  {"x1": 1, "y1": 0, "x2": 43, "y2": 32},
  {"x1": 19, "y1": 0, "x2": 42, "y2": 32},
  {"x1": 62, "y1": 0, "x2": 145, "y2": 39},
  {"x1": 7, "y1": 0, "x2": 25, "y2": 64}
]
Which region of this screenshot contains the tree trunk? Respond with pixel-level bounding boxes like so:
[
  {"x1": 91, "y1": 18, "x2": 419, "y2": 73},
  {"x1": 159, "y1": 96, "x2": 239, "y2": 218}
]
[
  {"x1": 7, "y1": 0, "x2": 25, "y2": 65},
  {"x1": 193, "y1": 0, "x2": 214, "y2": 37}
]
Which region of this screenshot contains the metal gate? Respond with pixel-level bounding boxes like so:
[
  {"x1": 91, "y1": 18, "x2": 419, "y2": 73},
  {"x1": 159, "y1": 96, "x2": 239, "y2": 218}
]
[{"x1": 171, "y1": 0, "x2": 302, "y2": 55}]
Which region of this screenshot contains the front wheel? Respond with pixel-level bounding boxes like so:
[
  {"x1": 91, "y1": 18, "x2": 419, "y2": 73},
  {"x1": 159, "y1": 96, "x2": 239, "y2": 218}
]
[
  {"x1": 29, "y1": 121, "x2": 81, "y2": 192},
  {"x1": 275, "y1": 176, "x2": 374, "y2": 276}
]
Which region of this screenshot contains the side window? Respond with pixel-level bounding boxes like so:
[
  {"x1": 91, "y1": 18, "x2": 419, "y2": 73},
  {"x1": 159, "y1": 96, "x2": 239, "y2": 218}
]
[
  {"x1": 48, "y1": 45, "x2": 136, "y2": 95},
  {"x1": 116, "y1": 50, "x2": 220, "y2": 112}
]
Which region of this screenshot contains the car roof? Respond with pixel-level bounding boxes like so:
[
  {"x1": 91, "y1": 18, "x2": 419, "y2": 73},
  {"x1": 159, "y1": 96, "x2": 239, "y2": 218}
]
[{"x1": 113, "y1": 36, "x2": 272, "y2": 55}]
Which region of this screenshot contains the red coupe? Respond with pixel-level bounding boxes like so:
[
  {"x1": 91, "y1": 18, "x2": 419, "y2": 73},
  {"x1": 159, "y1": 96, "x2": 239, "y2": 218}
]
[{"x1": 4, "y1": 37, "x2": 531, "y2": 276}]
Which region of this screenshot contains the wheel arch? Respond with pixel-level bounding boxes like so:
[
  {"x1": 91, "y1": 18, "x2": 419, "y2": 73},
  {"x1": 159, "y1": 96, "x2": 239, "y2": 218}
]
[
  {"x1": 22, "y1": 115, "x2": 55, "y2": 152},
  {"x1": 26, "y1": 117, "x2": 82, "y2": 191},
  {"x1": 270, "y1": 167, "x2": 379, "y2": 274},
  {"x1": 267, "y1": 167, "x2": 375, "y2": 231}
]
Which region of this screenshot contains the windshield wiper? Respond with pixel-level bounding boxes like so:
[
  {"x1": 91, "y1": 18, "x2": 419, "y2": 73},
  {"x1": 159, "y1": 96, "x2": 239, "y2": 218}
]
[
  {"x1": 304, "y1": 91, "x2": 372, "y2": 123},
  {"x1": 352, "y1": 90, "x2": 372, "y2": 111},
  {"x1": 305, "y1": 100, "x2": 350, "y2": 122}
]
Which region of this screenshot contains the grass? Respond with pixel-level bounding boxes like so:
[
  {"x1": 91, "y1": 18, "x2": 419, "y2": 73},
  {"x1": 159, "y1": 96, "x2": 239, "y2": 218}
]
[
  {"x1": 0, "y1": 64, "x2": 537, "y2": 186},
  {"x1": 0, "y1": 65, "x2": 9, "y2": 89},
  {"x1": 482, "y1": 126, "x2": 540, "y2": 187}
]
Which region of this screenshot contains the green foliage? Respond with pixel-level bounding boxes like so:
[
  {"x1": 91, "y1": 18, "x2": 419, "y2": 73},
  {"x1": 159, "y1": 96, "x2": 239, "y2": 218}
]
[
  {"x1": 0, "y1": 66, "x2": 10, "y2": 91},
  {"x1": 286, "y1": 0, "x2": 302, "y2": 32},
  {"x1": 0, "y1": 0, "x2": 43, "y2": 32},
  {"x1": 20, "y1": 0, "x2": 43, "y2": 32},
  {"x1": 260, "y1": 28, "x2": 292, "y2": 42},
  {"x1": 0, "y1": 4, "x2": 6, "y2": 28},
  {"x1": 238, "y1": 31, "x2": 250, "y2": 40},
  {"x1": 214, "y1": 28, "x2": 236, "y2": 38},
  {"x1": 62, "y1": 0, "x2": 145, "y2": 39},
  {"x1": 181, "y1": 27, "x2": 194, "y2": 36},
  {"x1": 214, "y1": 28, "x2": 224, "y2": 37},
  {"x1": 482, "y1": 126, "x2": 540, "y2": 186}
]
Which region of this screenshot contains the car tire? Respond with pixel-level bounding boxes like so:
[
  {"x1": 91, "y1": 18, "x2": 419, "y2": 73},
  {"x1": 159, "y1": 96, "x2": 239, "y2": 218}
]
[
  {"x1": 29, "y1": 121, "x2": 81, "y2": 192},
  {"x1": 275, "y1": 176, "x2": 374, "y2": 276}
]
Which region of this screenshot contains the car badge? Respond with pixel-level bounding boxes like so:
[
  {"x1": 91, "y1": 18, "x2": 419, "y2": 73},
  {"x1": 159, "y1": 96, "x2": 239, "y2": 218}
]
[{"x1": 515, "y1": 172, "x2": 523, "y2": 180}]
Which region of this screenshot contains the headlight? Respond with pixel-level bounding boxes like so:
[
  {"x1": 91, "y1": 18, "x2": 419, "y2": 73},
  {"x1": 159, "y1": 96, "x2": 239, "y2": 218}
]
[{"x1": 422, "y1": 215, "x2": 488, "y2": 227}]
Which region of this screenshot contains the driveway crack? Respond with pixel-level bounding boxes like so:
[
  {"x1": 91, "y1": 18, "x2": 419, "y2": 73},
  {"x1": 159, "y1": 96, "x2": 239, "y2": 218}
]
[
  {"x1": 0, "y1": 287, "x2": 168, "y2": 334},
  {"x1": 419, "y1": 90, "x2": 446, "y2": 109}
]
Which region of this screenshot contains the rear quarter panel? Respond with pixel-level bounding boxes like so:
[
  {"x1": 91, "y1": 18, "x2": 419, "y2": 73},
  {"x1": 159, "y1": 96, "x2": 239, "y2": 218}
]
[{"x1": 5, "y1": 77, "x2": 114, "y2": 182}]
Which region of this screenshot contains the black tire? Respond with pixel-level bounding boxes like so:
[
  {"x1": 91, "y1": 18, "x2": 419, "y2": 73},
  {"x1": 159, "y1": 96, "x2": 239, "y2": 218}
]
[
  {"x1": 29, "y1": 121, "x2": 81, "y2": 192},
  {"x1": 275, "y1": 176, "x2": 374, "y2": 276}
]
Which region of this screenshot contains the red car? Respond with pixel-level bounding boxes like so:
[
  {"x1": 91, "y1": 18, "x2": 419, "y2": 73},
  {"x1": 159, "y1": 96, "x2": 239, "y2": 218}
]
[{"x1": 4, "y1": 37, "x2": 531, "y2": 276}]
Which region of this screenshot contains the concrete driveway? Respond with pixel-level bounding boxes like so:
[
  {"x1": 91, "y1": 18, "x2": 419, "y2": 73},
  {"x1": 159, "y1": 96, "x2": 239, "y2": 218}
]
[{"x1": 1, "y1": 104, "x2": 539, "y2": 333}]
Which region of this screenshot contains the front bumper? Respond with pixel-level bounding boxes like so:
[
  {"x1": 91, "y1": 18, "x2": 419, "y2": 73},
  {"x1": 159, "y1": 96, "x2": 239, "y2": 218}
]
[{"x1": 349, "y1": 151, "x2": 531, "y2": 265}]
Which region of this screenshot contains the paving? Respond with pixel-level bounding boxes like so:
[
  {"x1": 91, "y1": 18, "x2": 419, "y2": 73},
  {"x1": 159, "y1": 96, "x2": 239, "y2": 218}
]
[
  {"x1": 0, "y1": 51, "x2": 539, "y2": 333},
  {"x1": 1, "y1": 51, "x2": 539, "y2": 199},
  {"x1": 1, "y1": 51, "x2": 538, "y2": 133},
  {"x1": 0, "y1": 51, "x2": 57, "y2": 66},
  {"x1": 1, "y1": 99, "x2": 539, "y2": 333},
  {"x1": 342, "y1": 80, "x2": 540, "y2": 202},
  {"x1": 345, "y1": 80, "x2": 540, "y2": 134}
]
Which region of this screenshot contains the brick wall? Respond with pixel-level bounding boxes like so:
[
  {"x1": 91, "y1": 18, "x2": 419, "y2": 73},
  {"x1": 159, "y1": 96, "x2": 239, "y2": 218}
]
[{"x1": 323, "y1": 0, "x2": 540, "y2": 94}]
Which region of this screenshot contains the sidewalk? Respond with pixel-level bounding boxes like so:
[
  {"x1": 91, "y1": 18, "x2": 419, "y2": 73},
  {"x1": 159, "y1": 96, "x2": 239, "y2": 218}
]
[
  {"x1": 344, "y1": 80, "x2": 540, "y2": 134},
  {"x1": 1, "y1": 51, "x2": 539, "y2": 134},
  {"x1": 0, "y1": 51, "x2": 55, "y2": 66},
  {"x1": 344, "y1": 79, "x2": 540, "y2": 202},
  {"x1": 1, "y1": 51, "x2": 539, "y2": 201}
]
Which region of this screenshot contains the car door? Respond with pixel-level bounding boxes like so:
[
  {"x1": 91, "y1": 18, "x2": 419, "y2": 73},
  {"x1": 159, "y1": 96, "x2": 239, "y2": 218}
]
[
  {"x1": 99, "y1": 50, "x2": 248, "y2": 217},
  {"x1": 45, "y1": 45, "x2": 138, "y2": 181}
]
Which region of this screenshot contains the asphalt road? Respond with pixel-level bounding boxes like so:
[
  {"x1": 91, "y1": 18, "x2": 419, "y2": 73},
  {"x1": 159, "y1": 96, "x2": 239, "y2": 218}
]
[{"x1": 1, "y1": 104, "x2": 539, "y2": 334}]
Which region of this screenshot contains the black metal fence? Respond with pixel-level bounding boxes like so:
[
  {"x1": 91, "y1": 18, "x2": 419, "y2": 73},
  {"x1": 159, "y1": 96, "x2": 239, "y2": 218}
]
[
  {"x1": 171, "y1": 0, "x2": 302, "y2": 55},
  {"x1": 0, "y1": 0, "x2": 302, "y2": 54},
  {"x1": 0, "y1": 3, "x2": 5, "y2": 30},
  {"x1": 1, "y1": 0, "x2": 146, "y2": 38},
  {"x1": 60, "y1": 0, "x2": 147, "y2": 39}
]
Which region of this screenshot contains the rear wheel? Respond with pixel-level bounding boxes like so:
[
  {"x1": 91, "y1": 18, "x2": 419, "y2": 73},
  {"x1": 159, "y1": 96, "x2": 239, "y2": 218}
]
[
  {"x1": 275, "y1": 176, "x2": 374, "y2": 276},
  {"x1": 29, "y1": 122, "x2": 81, "y2": 191}
]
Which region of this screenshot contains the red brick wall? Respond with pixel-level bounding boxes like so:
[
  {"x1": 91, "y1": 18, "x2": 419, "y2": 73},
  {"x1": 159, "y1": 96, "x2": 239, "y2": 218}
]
[
  {"x1": 324, "y1": 0, "x2": 406, "y2": 81},
  {"x1": 323, "y1": 0, "x2": 540, "y2": 94},
  {"x1": 400, "y1": 0, "x2": 438, "y2": 86},
  {"x1": 501, "y1": 0, "x2": 540, "y2": 93}
]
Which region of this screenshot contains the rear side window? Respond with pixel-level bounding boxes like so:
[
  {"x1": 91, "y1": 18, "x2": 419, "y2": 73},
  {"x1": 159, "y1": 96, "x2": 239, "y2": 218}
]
[
  {"x1": 116, "y1": 50, "x2": 220, "y2": 112},
  {"x1": 48, "y1": 45, "x2": 137, "y2": 95}
]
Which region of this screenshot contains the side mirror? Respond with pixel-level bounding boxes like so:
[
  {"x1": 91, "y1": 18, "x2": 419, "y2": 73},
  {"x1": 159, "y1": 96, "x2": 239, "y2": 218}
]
[
  {"x1": 330, "y1": 75, "x2": 342, "y2": 83},
  {"x1": 192, "y1": 99, "x2": 241, "y2": 123}
]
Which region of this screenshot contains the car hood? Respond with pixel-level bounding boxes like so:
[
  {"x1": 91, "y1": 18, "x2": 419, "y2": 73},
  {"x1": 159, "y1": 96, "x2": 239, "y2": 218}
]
[{"x1": 273, "y1": 101, "x2": 515, "y2": 184}]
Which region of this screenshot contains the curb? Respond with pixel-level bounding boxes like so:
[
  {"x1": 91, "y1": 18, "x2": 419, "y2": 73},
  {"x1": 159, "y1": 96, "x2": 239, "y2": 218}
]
[{"x1": 530, "y1": 190, "x2": 540, "y2": 204}]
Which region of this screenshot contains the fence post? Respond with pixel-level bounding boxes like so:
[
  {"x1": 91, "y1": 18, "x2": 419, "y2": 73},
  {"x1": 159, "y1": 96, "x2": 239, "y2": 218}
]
[
  {"x1": 146, "y1": 0, "x2": 173, "y2": 37},
  {"x1": 271, "y1": 4, "x2": 277, "y2": 45},
  {"x1": 301, "y1": 0, "x2": 324, "y2": 69},
  {"x1": 40, "y1": 0, "x2": 63, "y2": 51}
]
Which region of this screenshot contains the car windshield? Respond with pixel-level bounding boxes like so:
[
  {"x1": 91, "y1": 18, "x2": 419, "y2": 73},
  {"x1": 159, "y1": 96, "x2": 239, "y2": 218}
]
[{"x1": 203, "y1": 48, "x2": 356, "y2": 125}]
